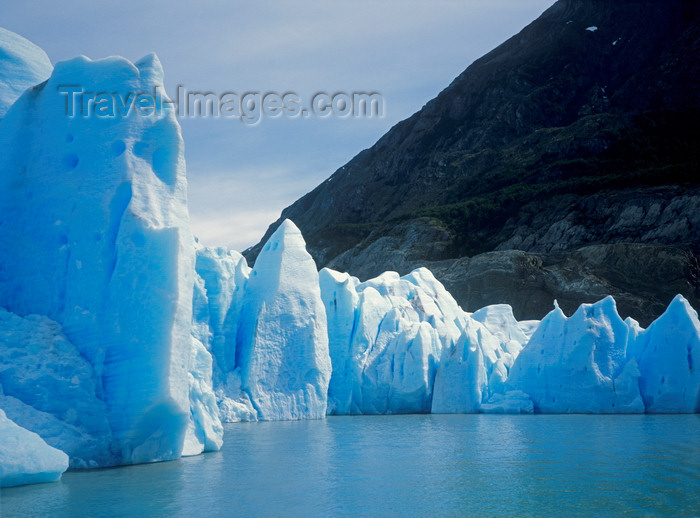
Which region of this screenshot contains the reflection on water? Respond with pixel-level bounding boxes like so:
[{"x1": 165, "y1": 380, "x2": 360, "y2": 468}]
[{"x1": 1, "y1": 415, "x2": 699, "y2": 517}]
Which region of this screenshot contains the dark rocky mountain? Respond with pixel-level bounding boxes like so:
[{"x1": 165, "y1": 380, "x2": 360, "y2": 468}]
[{"x1": 247, "y1": 0, "x2": 700, "y2": 326}]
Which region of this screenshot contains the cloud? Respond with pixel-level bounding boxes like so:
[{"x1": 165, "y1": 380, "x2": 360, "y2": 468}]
[{"x1": 187, "y1": 162, "x2": 328, "y2": 251}]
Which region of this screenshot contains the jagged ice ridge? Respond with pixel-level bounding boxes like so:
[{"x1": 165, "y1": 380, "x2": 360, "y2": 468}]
[{"x1": 0, "y1": 28, "x2": 698, "y2": 488}]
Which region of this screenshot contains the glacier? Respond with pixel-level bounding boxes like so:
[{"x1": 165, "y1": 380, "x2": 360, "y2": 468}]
[
  {"x1": 1, "y1": 27, "x2": 699, "y2": 489},
  {"x1": 320, "y1": 267, "x2": 467, "y2": 415},
  {"x1": 191, "y1": 243, "x2": 254, "y2": 422},
  {"x1": 235, "y1": 220, "x2": 331, "y2": 420},
  {"x1": 629, "y1": 295, "x2": 700, "y2": 413},
  {"x1": 191, "y1": 222, "x2": 333, "y2": 422},
  {"x1": 0, "y1": 27, "x2": 222, "y2": 479},
  {"x1": 432, "y1": 304, "x2": 531, "y2": 414},
  {"x1": 319, "y1": 268, "x2": 360, "y2": 415},
  {"x1": 431, "y1": 319, "x2": 490, "y2": 414},
  {"x1": 505, "y1": 297, "x2": 645, "y2": 413}
]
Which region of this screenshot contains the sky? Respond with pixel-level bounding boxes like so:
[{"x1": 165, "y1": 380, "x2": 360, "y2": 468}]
[{"x1": 1, "y1": 0, "x2": 555, "y2": 251}]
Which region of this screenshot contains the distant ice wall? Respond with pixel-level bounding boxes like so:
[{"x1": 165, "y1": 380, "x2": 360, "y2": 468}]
[
  {"x1": 506, "y1": 297, "x2": 645, "y2": 414},
  {"x1": 630, "y1": 295, "x2": 700, "y2": 413},
  {"x1": 198, "y1": 224, "x2": 700, "y2": 418}
]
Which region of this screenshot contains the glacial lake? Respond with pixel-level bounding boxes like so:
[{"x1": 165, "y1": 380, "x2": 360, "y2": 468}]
[{"x1": 1, "y1": 415, "x2": 699, "y2": 517}]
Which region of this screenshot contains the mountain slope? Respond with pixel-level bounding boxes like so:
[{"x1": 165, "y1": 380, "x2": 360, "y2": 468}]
[{"x1": 247, "y1": 0, "x2": 700, "y2": 325}]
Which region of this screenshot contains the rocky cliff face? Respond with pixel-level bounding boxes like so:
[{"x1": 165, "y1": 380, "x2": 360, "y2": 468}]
[{"x1": 247, "y1": 0, "x2": 700, "y2": 326}]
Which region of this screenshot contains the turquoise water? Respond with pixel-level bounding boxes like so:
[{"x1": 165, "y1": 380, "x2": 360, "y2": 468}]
[{"x1": 1, "y1": 415, "x2": 699, "y2": 517}]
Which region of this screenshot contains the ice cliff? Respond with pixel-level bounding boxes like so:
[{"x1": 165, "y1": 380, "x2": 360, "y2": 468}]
[
  {"x1": 1, "y1": 28, "x2": 699, "y2": 490},
  {"x1": 493, "y1": 295, "x2": 699, "y2": 414},
  {"x1": 192, "y1": 221, "x2": 332, "y2": 421},
  {"x1": 236, "y1": 221, "x2": 331, "y2": 420},
  {"x1": 0, "y1": 29, "x2": 221, "y2": 473},
  {"x1": 505, "y1": 297, "x2": 645, "y2": 413},
  {"x1": 320, "y1": 267, "x2": 465, "y2": 415},
  {"x1": 629, "y1": 295, "x2": 700, "y2": 413},
  {"x1": 199, "y1": 224, "x2": 699, "y2": 418}
]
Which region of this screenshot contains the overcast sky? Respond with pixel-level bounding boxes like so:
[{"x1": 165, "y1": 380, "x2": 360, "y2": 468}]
[{"x1": 1, "y1": 0, "x2": 555, "y2": 251}]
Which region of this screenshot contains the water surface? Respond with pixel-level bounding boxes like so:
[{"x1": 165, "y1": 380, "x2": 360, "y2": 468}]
[{"x1": 1, "y1": 415, "x2": 699, "y2": 517}]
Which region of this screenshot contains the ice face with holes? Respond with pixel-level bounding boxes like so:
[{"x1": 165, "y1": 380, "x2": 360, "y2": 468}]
[
  {"x1": 630, "y1": 295, "x2": 700, "y2": 413},
  {"x1": 0, "y1": 408, "x2": 69, "y2": 488},
  {"x1": 236, "y1": 220, "x2": 331, "y2": 420},
  {"x1": 0, "y1": 28, "x2": 52, "y2": 117},
  {"x1": 507, "y1": 297, "x2": 644, "y2": 413},
  {"x1": 0, "y1": 52, "x2": 200, "y2": 464}
]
